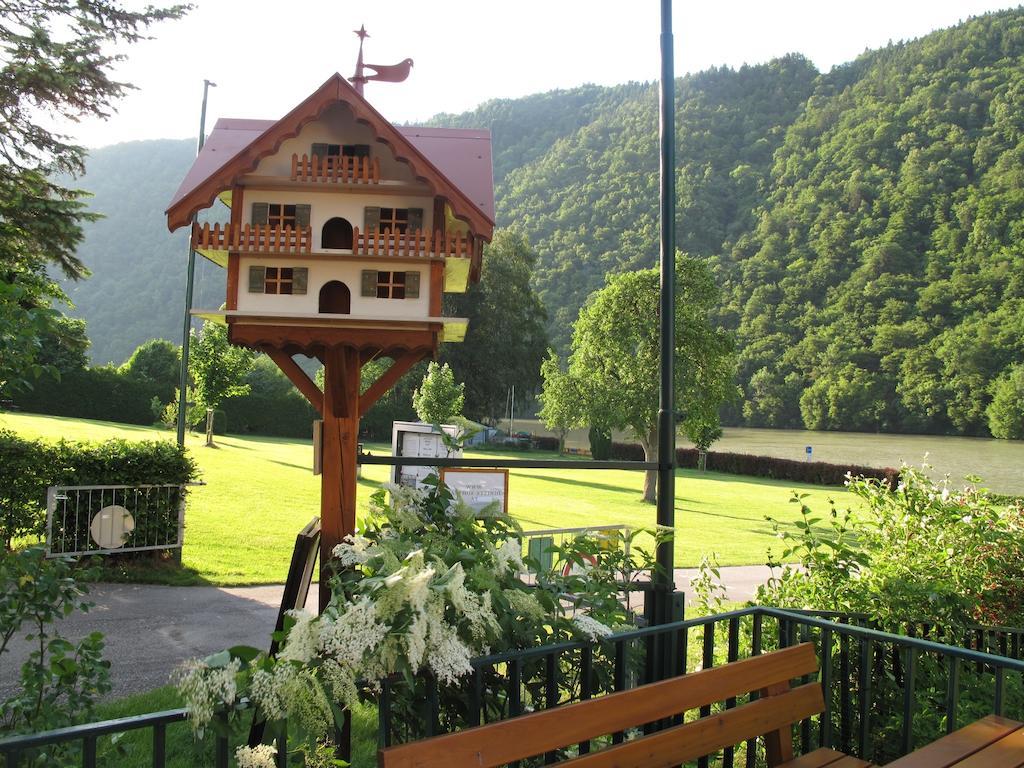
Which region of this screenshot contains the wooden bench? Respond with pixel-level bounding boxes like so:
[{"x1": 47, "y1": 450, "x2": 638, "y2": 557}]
[
  {"x1": 379, "y1": 642, "x2": 869, "y2": 768},
  {"x1": 886, "y1": 714, "x2": 1024, "y2": 767}
]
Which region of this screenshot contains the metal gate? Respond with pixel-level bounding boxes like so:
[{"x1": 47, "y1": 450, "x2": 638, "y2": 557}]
[{"x1": 45, "y1": 484, "x2": 187, "y2": 557}]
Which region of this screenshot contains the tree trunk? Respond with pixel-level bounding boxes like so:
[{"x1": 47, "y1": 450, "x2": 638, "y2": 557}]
[
  {"x1": 640, "y1": 428, "x2": 658, "y2": 504},
  {"x1": 557, "y1": 429, "x2": 566, "y2": 455},
  {"x1": 204, "y1": 408, "x2": 214, "y2": 447}
]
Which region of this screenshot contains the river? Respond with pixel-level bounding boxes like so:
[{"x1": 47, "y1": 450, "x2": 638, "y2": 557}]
[{"x1": 500, "y1": 420, "x2": 1024, "y2": 495}]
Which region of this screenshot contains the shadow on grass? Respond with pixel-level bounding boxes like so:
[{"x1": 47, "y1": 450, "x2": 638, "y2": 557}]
[
  {"x1": 678, "y1": 468, "x2": 845, "y2": 490},
  {"x1": 268, "y1": 458, "x2": 314, "y2": 471},
  {"x1": 512, "y1": 471, "x2": 642, "y2": 495},
  {"x1": 75, "y1": 553, "x2": 211, "y2": 587}
]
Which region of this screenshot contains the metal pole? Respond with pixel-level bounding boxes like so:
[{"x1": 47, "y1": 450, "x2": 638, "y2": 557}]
[
  {"x1": 655, "y1": 0, "x2": 677, "y2": 615},
  {"x1": 177, "y1": 79, "x2": 216, "y2": 447}
]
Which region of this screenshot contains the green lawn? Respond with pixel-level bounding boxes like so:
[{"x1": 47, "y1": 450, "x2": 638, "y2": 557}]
[{"x1": 1, "y1": 411, "x2": 854, "y2": 585}]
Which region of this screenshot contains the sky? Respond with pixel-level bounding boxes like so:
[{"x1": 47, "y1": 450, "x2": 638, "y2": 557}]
[{"x1": 70, "y1": 0, "x2": 1021, "y2": 150}]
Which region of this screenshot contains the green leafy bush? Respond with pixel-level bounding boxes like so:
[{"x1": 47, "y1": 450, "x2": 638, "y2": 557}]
[
  {"x1": 0, "y1": 430, "x2": 196, "y2": 549},
  {"x1": 0, "y1": 547, "x2": 110, "y2": 764},
  {"x1": 758, "y1": 465, "x2": 1024, "y2": 629},
  {"x1": 755, "y1": 467, "x2": 1024, "y2": 761},
  {"x1": 588, "y1": 425, "x2": 611, "y2": 460}
]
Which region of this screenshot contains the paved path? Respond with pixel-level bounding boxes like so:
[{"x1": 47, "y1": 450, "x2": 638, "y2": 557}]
[{"x1": 0, "y1": 565, "x2": 774, "y2": 700}]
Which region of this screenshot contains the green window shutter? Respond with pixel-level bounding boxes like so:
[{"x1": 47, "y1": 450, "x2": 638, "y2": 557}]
[
  {"x1": 292, "y1": 267, "x2": 308, "y2": 295},
  {"x1": 251, "y1": 202, "x2": 269, "y2": 225},
  {"x1": 248, "y1": 266, "x2": 266, "y2": 293},
  {"x1": 311, "y1": 143, "x2": 329, "y2": 159},
  {"x1": 364, "y1": 206, "x2": 380, "y2": 232},
  {"x1": 295, "y1": 204, "x2": 311, "y2": 228},
  {"x1": 361, "y1": 270, "x2": 378, "y2": 297},
  {"x1": 407, "y1": 208, "x2": 424, "y2": 231},
  {"x1": 405, "y1": 271, "x2": 420, "y2": 299}
]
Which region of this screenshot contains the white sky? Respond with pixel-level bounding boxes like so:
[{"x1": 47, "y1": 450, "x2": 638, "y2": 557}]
[{"x1": 71, "y1": 0, "x2": 1020, "y2": 150}]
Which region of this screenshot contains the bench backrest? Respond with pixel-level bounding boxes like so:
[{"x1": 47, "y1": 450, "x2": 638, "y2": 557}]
[{"x1": 378, "y1": 642, "x2": 823, "y2": 768}]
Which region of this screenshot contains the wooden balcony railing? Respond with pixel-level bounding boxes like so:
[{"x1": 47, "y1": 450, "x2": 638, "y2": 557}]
[
  {"x1": 353, "y1": 227, "x2": 474, "y2": 259},
  {"x1": 290, "y1": 153, "x2": 381, "y2": 184},
  {"x1": 191, "y1": 223, "x2": 472, "y2": 259},
  {"x1": 191, "y1": 223, "x2": 312, "y2": 254}
]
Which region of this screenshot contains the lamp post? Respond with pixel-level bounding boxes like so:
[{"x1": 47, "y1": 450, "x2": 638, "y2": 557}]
[
  {"x1": 176, "y1": 79, "x2": 216, "y2": 447},
  {"x1": 655, "y1": 0, "x2": 678, "y2": 622}
]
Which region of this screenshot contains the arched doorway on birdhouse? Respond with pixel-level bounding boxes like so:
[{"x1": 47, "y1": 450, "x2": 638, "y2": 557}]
[
  {"x1": 319, "y1": 281, "x2": 351, "y2": 314},
  {"x1": 321, "y1": 217, "x2": 354, "y2": 250}
]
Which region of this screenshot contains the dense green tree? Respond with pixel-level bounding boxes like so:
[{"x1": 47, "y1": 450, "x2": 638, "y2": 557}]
[
  {"x1": 412, "y1": 362, "x2": 465, "y2": 426},
  {"x1": 34, "y1": 317, "x2": 90, "y2": 375},
  {"x1": 0, "y1": 0, "x2": 186, "y2": 388},
  {"x1": 537, "y1": 351, "x2": 583, "y2": 454},
  {"x1": 119, "y1": 339, "x2": 180, "y2": 405},
  {"x1": 442, "y1": 229, "x2": 548, "y2": 423},
  {"x1": 189, "y1": 321, "x2": 254, "y2": 443},
  {"x1": 566, "y1": 259, "x2": 736, "y2": 503},
  {"x1": 987, "y1": 366, "x2": 1024, "y2": 440}
]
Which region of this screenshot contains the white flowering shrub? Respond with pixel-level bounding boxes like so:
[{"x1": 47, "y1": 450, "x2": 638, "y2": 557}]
[{"x1": 175, "y1": 474, "x2": 667, "y2": 760}]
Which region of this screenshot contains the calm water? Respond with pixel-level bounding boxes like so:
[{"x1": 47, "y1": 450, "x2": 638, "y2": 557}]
[{"x1": 502, "y1": 420, "x2": 1024, "y2": 495}]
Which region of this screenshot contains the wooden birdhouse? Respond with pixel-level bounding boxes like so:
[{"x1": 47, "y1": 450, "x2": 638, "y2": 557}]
[
  {"x1": 166, "y1": 73, "x2": 494, "y2": 350},
  {"x1": 165, "y1": 72, "x2": 495, "y2": 592}
]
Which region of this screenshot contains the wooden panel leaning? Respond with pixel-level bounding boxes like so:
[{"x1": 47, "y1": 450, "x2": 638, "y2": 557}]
[{"x1": 378, "y1": 643, "x2": 861, "y2": 768}]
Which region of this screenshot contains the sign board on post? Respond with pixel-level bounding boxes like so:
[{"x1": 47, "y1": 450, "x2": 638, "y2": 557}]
[
  {"x1": 440, "y1": 468, "x2": 509, "y2": 514},
  {"x1": 390, "y1": 421, "x2": 462, "y2": 487},
  {"x1": 805, "y1": 445, "x2": 813, "y2": 462}
]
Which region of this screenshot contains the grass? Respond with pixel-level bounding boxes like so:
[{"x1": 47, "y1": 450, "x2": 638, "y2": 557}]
[{"x1": 1, "y1": 411, "x2": 856, "y2": 585}]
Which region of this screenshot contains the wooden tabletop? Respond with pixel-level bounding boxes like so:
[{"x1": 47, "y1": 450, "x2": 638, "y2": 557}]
[{"x1": 885, "y1": 715, "x2": 1024, "y2": 767}]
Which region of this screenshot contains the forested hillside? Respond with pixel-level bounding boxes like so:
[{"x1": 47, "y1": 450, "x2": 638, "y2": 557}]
[
  {"x1": 63, "y1": 8, "x2": 1024, "y2": 435},
  {"x1": 59, "y1": 139, "x2": 223, "y2": 365},
  {"x1": 716, "y1": 9, "x2": 1024, "y2": 436}
]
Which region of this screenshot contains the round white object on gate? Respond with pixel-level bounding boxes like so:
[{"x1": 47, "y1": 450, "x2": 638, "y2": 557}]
[{"x1": 90, "y1": 505, "x2": 135, "y2": 549}]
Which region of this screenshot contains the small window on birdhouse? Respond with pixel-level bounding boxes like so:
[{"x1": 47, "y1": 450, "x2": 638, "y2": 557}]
[
  {"x1": 375, "y1": 207, "x2": 424, "y2": 234},
  {"x1": 376, "y1": 270, "x2": 406, "y2": 299},
  {"x1": 253, "y1": 266, "x2": 307, "y2": 295},
  {"x1": 267, "y1": 204, "x2": 297, "y2": 230},
  {"x1": 264, "y1": 266, "x2": 293, "y2": 294},
  {"x1": 312, "y1": 143, "x2": 370, "y2": 159}
]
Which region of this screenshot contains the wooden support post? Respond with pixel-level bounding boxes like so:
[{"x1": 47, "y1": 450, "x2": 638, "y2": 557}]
[
  {"x1": 318, "y1": 345, "x2": 361, "y2": 611},
  {"x1": 264, "y1": 348, "x2": 324, "y2": 415},
  {"x1": 359, "y1": 352, "x2": 425, "y2": 417}
]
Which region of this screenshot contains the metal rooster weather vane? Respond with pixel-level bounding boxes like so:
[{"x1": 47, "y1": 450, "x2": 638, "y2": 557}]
[{"x1": 349, "y1": 25, "x2": 414, "y2": 96}]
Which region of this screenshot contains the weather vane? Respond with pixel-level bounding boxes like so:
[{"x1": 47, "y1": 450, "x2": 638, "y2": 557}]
[{"x1": 349, "y1": 25, "x2": 413, "y2": 96}]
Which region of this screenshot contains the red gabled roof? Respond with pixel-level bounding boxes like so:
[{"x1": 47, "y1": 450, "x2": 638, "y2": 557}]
[{"x1": 165, "y1": 73, "x2": 495, "y2": 236}]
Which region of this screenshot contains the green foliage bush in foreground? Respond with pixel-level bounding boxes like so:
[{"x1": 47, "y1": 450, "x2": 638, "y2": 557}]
[
  {"x1": 753, "y1": 467, "x2": 1024, "y2": 761},
  {"x1": 759, "y1": 465, "x2": 1024, "y2": 629},
  {"x1": 0, "y1": 548, "x2": 110, "y2": 765},
  {"x1": 0, "y1": 430, "x2": 196, "y2": 549}
]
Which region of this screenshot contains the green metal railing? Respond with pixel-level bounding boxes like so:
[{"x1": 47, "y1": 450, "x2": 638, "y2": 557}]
[
  {"x1": 0, "y1": 709, "x2": 196, "y2": 768},
  {"x1": 4, "y1": 607, "x2": 1024, "y2": 767}
]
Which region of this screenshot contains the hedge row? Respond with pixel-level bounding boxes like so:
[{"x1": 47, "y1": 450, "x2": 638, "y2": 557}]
[
  {"x1": 530, "y1": 435, "x2": 562, "y2": 452},
  {"x1": 607, "y1": 441, "x2": 898, "y2": 486},
  {"x1": 0, "y1": 430, "x2": 197, "y2": 548},
  {"x1": 218, "y1": 389, "x2": 317, "y2": 439},
  {"x1": 13, "y1": 368, "x2": 157, "y2": 425}
]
